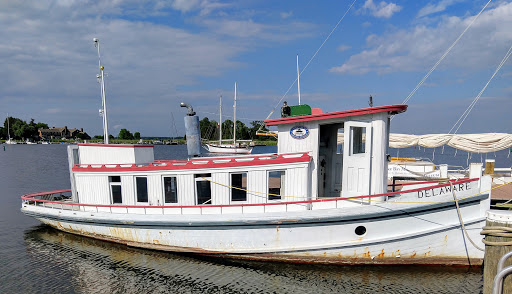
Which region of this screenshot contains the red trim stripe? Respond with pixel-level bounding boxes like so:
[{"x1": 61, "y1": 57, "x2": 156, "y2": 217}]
[
  {"x1": 78, "y1": 144, "x2": 154, "y2": 148},
  {"x1": 21, "y1": 178, "x2": 478, "y2": 209},
  {"x1": 265, "y1": 105, "x2": 407, "y2": 126},
  {"x1": 72, "y1": 153, "x2": 311, "y2": 172}
]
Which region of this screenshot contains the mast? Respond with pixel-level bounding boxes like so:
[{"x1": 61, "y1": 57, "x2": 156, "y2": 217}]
[
  {"x1": 6, "y1": 113, "x2": 10, "y2": 140},
  {"x1": 297, "y1": 54, "x2": 301, "y2": 105},
  {"x1": 93, "y1": 38, "x2": 109, "y2": 144},
  {"x1": 219, "y1": 95, "x2": 222, "y2": 144},
  {"x1": 233, "y1": 82, "x2": 237, "y2": 144}
]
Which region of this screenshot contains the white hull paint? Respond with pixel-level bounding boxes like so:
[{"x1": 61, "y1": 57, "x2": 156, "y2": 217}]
[
  {"x1": 22, "y1": 187, "x2": 488, "y2": 265},
  {"x1": 203, "y1": 143, "x2": 253, "y2": 154}
]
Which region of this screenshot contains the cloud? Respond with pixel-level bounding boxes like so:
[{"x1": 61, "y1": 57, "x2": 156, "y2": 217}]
[
  {"x1": 0, "y1": 0, "x2": 319, "y2": 136},
  {"x1": 168, "y1": 0, "x2": 228, "y2": 15},
  {"x1": 417, "y1": 0, "x2": 463, "y2": 18},
  {"x1": 337, "y1": 45, "x2": 352, "y2": 52},
  {"x1": 44, "y1": 108, "x2": 63, "y2": 114},
  {"x1": 280, "y1": 11, "x2": 293, "y2": 19},
  {"x1": 330, "y1": 2, "x2": 512, "y2": 75},
  {"x1": 198, "y1": 18, "x2": 316, "y2": 41},
  {"x1": 361, "y1": 0, "x2": 402, "y2": 18}
]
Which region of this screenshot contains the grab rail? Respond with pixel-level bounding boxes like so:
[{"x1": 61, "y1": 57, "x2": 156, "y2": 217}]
[
  {"x1": 493, "y1": 251, "x2": 512, "y2": 294},
  {"x1": 21, "y1": 178, "x2": 479, "y2": 215}
]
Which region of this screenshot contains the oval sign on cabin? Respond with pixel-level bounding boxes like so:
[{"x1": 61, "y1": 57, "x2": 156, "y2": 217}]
[{"x1": 290, "y1": 126, "x2": 309, "y2": 139}]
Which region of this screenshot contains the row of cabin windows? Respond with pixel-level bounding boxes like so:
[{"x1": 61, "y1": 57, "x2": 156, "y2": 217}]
[{"x1": 107, "y1": 171, "x2": 285, "y2": 205}]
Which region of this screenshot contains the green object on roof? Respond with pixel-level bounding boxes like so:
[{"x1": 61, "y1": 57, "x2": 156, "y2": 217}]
[{"x1": 281, "y1": 104, "x2": 312, "y2": 118}]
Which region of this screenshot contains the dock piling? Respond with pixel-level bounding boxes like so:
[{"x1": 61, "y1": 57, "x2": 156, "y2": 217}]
[{"x1": 483, "y1": 210, "x2": 512, "y2": 294}]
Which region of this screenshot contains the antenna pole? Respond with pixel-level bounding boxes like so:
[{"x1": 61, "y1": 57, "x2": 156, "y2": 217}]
[
  {"x1": 297, "y1": 54, "x2": 301, "y2": 105},
  {"x1": 94, "y1": 38, "x2": 109, "y2": 144},
  {"x1": 219, "y1": 95, "x2": 222, "y2": 144},
  {"x1": 233, "y1": 82, "x2": 237, "y2": 144}
]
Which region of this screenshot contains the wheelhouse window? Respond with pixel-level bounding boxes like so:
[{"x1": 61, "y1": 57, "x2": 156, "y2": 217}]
[
  {"x1": 351, "y1": 126, "x2": 366, "y2": 155},
  {"x1": 163, "y1": 176, "x2": 178, "y2": 204},
  {"x1": 195, "y1": 173, "x2": 212, "y2": 205},
  {"x1": 135, "y1": 177, "x2": 148, "y2": 203},
  {"x1": 268, "y1": 171, "x2": 285, "y2": 200},
  {"x1": 109, "y1": 176, "x2": 122, "y2": 204},
  {"x1": 231, "y1": 172, "x2": 247, "y2": 202}
]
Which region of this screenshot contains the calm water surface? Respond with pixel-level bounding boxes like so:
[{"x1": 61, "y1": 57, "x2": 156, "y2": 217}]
[{"x1": 2, "y1": 144, "x2": 503, "y2": 293}]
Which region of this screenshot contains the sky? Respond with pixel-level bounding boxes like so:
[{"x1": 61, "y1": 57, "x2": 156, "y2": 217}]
[{"x1": 1, "y1": 0, "x2": 511, "y2": 137}]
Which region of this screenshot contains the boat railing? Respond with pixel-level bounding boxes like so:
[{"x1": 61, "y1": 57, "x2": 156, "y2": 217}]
[
  {"x1": 21, "y1": 178, "x2": 479, "y2": 216},
  {"x1": 492, "y1": 251, "x2": 512, "y2": 294}
]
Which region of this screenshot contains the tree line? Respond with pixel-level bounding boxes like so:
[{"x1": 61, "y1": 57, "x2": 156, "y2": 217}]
[{"x1": 1, "y1": 117, "x2": 49, "y2": 140}]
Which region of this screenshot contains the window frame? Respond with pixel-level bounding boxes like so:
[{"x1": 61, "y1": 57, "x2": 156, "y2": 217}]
[
  {"x1": 135, "y1": 176, "x2": 149, "y2": 203},
  {"x1": 162, "y1": 175, "x2": 179, "y2": 204},
  {"x1": 267, "y1": 170, "x2": 285, "y2": 201},
  {"x1": 230, "y1": 172, "x2": 248, "y2": 203},
  {"x1": 109, "y1": 176, "x2": 122, "y2": 204},
  {"x1": 194, "y1": 173, "x2": 212, "y2": 205}
]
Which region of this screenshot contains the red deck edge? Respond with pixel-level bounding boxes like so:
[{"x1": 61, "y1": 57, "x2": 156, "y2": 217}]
[
  {"x1": 21, "y1": 178, "x2": 478, "y2": 209},
  {"x1": 265, "y1": 105, "x2": 408, "y2": 126},
  {"x1": 72, "y1": 153, "x2": 311, "y2": 172},
  {"x1": 78, "y1": 143, "x2": 154, "y2": 148}
]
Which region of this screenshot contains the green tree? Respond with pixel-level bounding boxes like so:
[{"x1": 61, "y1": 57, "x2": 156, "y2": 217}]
[
  {"x1": 75, "y1": 132, "x2": 91, "y2": 140},
  {"x1": 250, "y1": 121, "x2": 271, "y2": 140},
  {"x1": 134, "y1": 132, "x2": 141, "y2": 140},
  {"x1": 118, "y1": 129, "x2": 134, "y2": 140}
]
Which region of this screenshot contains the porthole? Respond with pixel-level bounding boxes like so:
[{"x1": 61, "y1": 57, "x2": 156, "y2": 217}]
[{"x1": 355, "y1": 226, "x2": 367, "y2": 236}]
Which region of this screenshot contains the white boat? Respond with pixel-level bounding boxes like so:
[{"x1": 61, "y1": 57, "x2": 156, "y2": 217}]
[
  {"x1": 203, "y1": 82, "x2": 253, "y2": 154},
  {"x1": 21, "y1": 103, "x2": 491, "y2": 266},
  {"x1": 5, "y1": 114, "x2": 17, "y2": 144}
]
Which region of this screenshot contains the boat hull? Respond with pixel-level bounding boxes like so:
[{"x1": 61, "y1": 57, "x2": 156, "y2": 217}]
[
  {"x1": 203, "y1": 143, "x2": 253, "y2": 154},
  {"x1": 22, "y1": 194, "x2": 488, "y2": 266}
]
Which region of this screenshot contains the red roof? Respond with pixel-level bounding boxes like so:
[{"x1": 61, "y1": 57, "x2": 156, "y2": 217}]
[
  {"x1": 265, "y1": 105, "x2": 407, "y2": 126},
  {"x1": 78, "y1": 143, "x2": 154, "y2": 148}
]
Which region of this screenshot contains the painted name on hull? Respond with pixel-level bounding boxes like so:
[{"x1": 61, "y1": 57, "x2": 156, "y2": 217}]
[{"x1": 417, "y1": 182, "x2": 471, "y2": 198}]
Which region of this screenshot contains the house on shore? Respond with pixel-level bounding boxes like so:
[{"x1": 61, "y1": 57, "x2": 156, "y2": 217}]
[{"x1": 38, "y1": 126, "x2": 90, "y2": 140}]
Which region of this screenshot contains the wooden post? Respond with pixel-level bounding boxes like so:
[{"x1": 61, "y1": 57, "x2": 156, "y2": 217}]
[
  {"x1": 483, "y1": 210, "x2": 512, "y2": 294},
  {"x1": 485, "y1": 159, "x2": 495, "y2": 175}
]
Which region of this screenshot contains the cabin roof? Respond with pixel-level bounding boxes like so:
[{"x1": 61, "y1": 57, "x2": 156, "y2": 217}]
[
  {"x1": 72, "y1": 152, "x2": 311, "y2": 172},
  {"x1": 78, "y1": 144, "x2": 154, "y2": 148},
  {"x1": 264, "y1": 105, "x2": 407, "y2": 126}
]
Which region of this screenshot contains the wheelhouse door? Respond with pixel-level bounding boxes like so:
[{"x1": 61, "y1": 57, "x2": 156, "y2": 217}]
[{"x1": 342, "y1": 121, "x2": 372, "y2": 198}]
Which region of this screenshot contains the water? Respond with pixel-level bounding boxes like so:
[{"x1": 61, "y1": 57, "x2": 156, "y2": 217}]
[{"x1": 0, "y1": 144, "x2": 492, "y2": 293}]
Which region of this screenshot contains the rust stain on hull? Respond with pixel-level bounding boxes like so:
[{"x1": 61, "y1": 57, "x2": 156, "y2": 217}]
[{"x1": 42, "y1": 221, "x2": 483, "y2": 267}]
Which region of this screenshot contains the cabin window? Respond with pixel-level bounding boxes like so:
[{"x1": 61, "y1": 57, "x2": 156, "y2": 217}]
[
  {"x1": 268, "y1": 170, "x2": 285, "y2": 200},
  {"x1": 109, "y1": 176, "x2": 122, "y2": 204},
  {"x1": 135, "y1": 177, "x2": 148, "y2": 203},
  {"x1": 231, "y1": 172, "x2": 247, "y2": 202},
  {"x1": 163, "y1": 176, "x2": 178, "y2": 204},
  {"x1": 195, "y1": 173, "x2": 212, "y2": 205},
  {"x1": 337, "y1": 127, "x2": 344, "y2": 154},
  {"x1": 351, "y1": 126, "x2": 366, "y2": 155}
]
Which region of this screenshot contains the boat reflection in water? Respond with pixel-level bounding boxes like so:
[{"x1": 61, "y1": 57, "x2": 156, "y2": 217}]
[{"x1": 24, "y1": 225, "x2": 483, "y2": 294}]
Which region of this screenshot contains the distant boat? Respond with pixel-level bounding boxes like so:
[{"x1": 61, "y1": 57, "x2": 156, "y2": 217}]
[
  {"x1": 5, "y1": 114, "x2": 17, "y2": 145},
  {"x1": 152, "y1": 140, "x2": 163, "y2": 145},
  {"x1": 203, "y1": 83, "x2": 253, "y2": 154},
  {"x1": 41, "y1": 141, "x2": 50, "y2": 145},
  {"x1": 26, "y1": 139, "x2": 36, "y2": 145}
]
